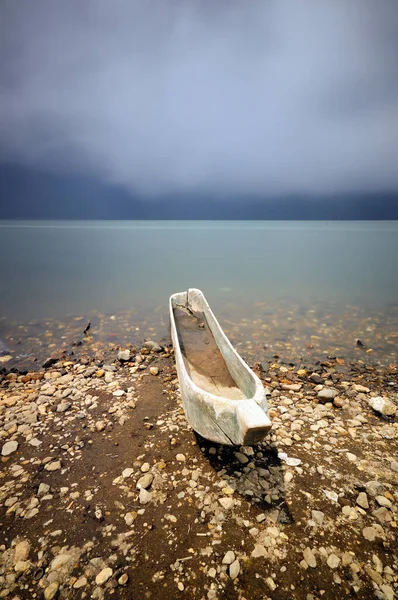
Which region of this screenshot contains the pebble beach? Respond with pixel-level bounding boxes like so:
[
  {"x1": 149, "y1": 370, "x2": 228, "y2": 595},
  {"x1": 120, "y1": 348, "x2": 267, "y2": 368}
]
[{"x1": 0, "y1": 316, "x2": 397, "y2": 600}]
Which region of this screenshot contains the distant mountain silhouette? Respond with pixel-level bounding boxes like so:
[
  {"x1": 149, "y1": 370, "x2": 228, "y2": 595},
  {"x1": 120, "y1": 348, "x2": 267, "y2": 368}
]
[{"x1": 1, "y1": 164, "x2": 398, "y2": 219}]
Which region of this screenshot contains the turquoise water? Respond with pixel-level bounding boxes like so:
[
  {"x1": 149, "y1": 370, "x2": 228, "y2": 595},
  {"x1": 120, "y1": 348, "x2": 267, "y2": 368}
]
[{"x1": 1, "y1": 220, "x2": 397, "y2": 320}]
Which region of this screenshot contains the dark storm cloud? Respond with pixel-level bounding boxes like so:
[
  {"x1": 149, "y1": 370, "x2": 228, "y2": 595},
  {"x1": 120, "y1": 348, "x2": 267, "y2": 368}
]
[{"x1": 1, "y1": 0, "x2": 398, "y2": 198}]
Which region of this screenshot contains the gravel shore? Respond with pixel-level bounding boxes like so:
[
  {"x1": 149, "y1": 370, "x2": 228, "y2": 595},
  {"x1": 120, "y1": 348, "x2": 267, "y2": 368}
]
[{"x1": 0, "y1": 342, "x2": 397, "y2": 599}]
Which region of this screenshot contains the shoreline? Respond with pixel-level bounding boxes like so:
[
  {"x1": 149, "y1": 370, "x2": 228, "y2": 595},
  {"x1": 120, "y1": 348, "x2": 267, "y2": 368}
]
[{"x1": 0, "y1": 341, "x2": 397, "y2": 599}]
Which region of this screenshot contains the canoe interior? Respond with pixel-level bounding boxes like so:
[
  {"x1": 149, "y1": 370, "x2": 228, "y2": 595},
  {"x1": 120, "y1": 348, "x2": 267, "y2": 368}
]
[{"x1": 173, "y1": 306, "x2": 246, "y2": 400}]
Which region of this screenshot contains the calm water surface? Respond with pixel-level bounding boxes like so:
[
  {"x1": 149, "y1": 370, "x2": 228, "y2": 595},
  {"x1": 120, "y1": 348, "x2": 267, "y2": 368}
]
[{"x1": 1, "y1": 221, "x2": 397, "y2": 365}]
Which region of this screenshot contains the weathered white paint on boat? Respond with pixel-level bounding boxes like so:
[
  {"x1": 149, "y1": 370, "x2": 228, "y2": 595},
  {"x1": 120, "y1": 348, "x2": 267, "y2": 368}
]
[{"x1": 169, "y1": 288, "x2": 272, "y2": 446}]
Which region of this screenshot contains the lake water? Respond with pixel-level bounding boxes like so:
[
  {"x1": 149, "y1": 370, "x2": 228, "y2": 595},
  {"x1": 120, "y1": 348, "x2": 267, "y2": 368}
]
[{"x1": 1, "y1": 221, "x2": 397, "y2": 367}]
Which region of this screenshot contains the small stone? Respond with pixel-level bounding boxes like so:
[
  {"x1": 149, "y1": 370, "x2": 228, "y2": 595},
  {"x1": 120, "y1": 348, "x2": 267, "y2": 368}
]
[
  {"x1": 139, "y1": 488, "x2": 152, "y2": 504},
  {"x1": 391, "y1": 461, "x2": 398, "y2": 473},
  {"x1": 365, "y1": 481, "x2": 384, "y2": 497},
  {"x1": 14, "y1": 560, "x2": 31, "y2": 573},
  {"x1": 50, "y1": 554, "x2": 72, "y2": 570},
  {"x1": 372, "y1": 554, "x2": 383, "y2": 573},
  {"x1": 143, "y1": 340, "x2": 162, "y2": 352},
  {"x1": 285, "y1": 457, "x2": 301, "y2": 466},
  {"x1": 1, "y1": 440, "x2": 19, "y2": 456},
  {"x1": 165, "y1": 513, "x2": 177, "y2": 523},
  {"x1": 318, "y1": 388, "x2": 339, "y2": 401},
  {"x1": 366, "y1": 567, "x2": 383, "y2": 586},
  {"x1": 38, "y1": 483, "x2": 51, "y2": 497},
  {"x1": 177, "y1": 582, "x2": 184, "y2": 591},
  {"x1": 222, "y1": 551, "x2": 235, "y2": 565},
  {"x1": 176, "y1": 453, "x2": 186, "y2": 462},
  {"x1": 333, "y1": 397, "x2": 345, "y2": 408},
  {"x1": 303, "y1": 548, "x2": 317, "y2": 568},
  {"x1": 240, "y1": 445, "x2": 255, "y2": 456},
  {"x1": 376, "y1": 495, "x2": 392, "y2": 508},
  {"x1": 380, "y1": 585, "x2": 394, "y2": 600},
  {"x1": 118, "y1": 349, "x2": 131, "y2": 362},
  {"x1": 218, "y1": 497, "x2": 234, "y2": 510},
  {"x1": 256, "y1": 513, "x2": 266, "y2": 523},
  {"x1": 122, "y1": 468, "x2": 134, "y2": 478},
  {"x1": 234, "y1": 452, "x2": 249, "y2": 464},
  {"x1": 124, "y1": 512, "x2": 137, "y2": 526},
  {"x1": 356, "y1": 492, "x2": 369, "y2": 510},
  {"x1": 44, "y1": 460, "x2": 61, "y2": 472},
  {"x1": 368, "y1": 396, "x2": 396, "y2": 416},
  {"x1": 354, "y1": 384, "x2": 370, "y2": 393},
  {"x1": 266, "y1": 577, "x2": 277, "y2": 591},
  {"x1": 346, "y1": 452, "x2": 357, "y2": 462},
  {"x1": 323, "y1": 489, "x2": 339, "y2": 503},
  {"x1": 311, "y1": 510, "x2": 325, "y2": 525},
  {"x1": 137, "y1": 473, "x2": 153, "y2": 490},
  {"x1": 95, "y1": 421, "x2": 106, "y2": 432},
  {"x1": 29, "y1": 438, "x2": 42, "y2": 447},
  {"x1": 373, "y1": 507, "x2": 390, "y2": 522},
  {"x1": 362, "y1": 526, "x2": 377, "y2": 541},
  {"x1": 342, "y1": 552, "x2": 354, "y2": 566},
  {"x1": 149, "y1": 367, "x2": 159, "y2": 376},
  {"x1": 118, "y1": 573, "x2": 128, "y2": 586},
  {"x1": 14, "y1": 540, "x2": 30, "y2": 563},
  {"x1": 5, "y1": 496, "x2": 18, "y2": 507},
  {"x1": 44, "y1": 582, "x2": 59, "y2": 600},
  {"x1": 251, "y1": 544, "x2": 267, "y2": 558},
  {"x1": 95, "y1": 567, "x2": 113, "y2": 585},
  {"x1": 229, "y1": 559, "x2": 240, "y2": 580},
  {"x1": 141, "y1": 462, "x2": 150, "y2": 472},
  {"x1": 208, "y1": 567, "x2": 217, "y2": 578},
  {"x1": 73, "y1": 577, "x2": 87, "y2": 589},
  {"x1": 327, "y1": 554, "x2": 340, "y2": 569},
  {"x1": 25, "y1": 507, "x2": 39, "y2": 519},
  {"x1": 56, "y1": 402, "x2": 71, "y2": 413}
]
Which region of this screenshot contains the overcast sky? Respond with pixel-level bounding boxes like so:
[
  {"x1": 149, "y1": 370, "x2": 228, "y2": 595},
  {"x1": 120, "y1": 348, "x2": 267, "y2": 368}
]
[{"x1": 1, "y1": 0, "x2": 398, "y2": 199}]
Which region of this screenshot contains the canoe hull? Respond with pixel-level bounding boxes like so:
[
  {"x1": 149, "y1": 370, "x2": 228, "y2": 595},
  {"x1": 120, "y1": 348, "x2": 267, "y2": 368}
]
[{"x1": 169, "y1": 289, "x2": 271, "y2": 446}]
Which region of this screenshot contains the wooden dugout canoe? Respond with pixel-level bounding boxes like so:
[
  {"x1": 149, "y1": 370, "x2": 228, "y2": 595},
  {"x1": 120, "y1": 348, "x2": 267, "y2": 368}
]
[{"x1": 169, "y1": 288, "x2": 271, "y2": 446}]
